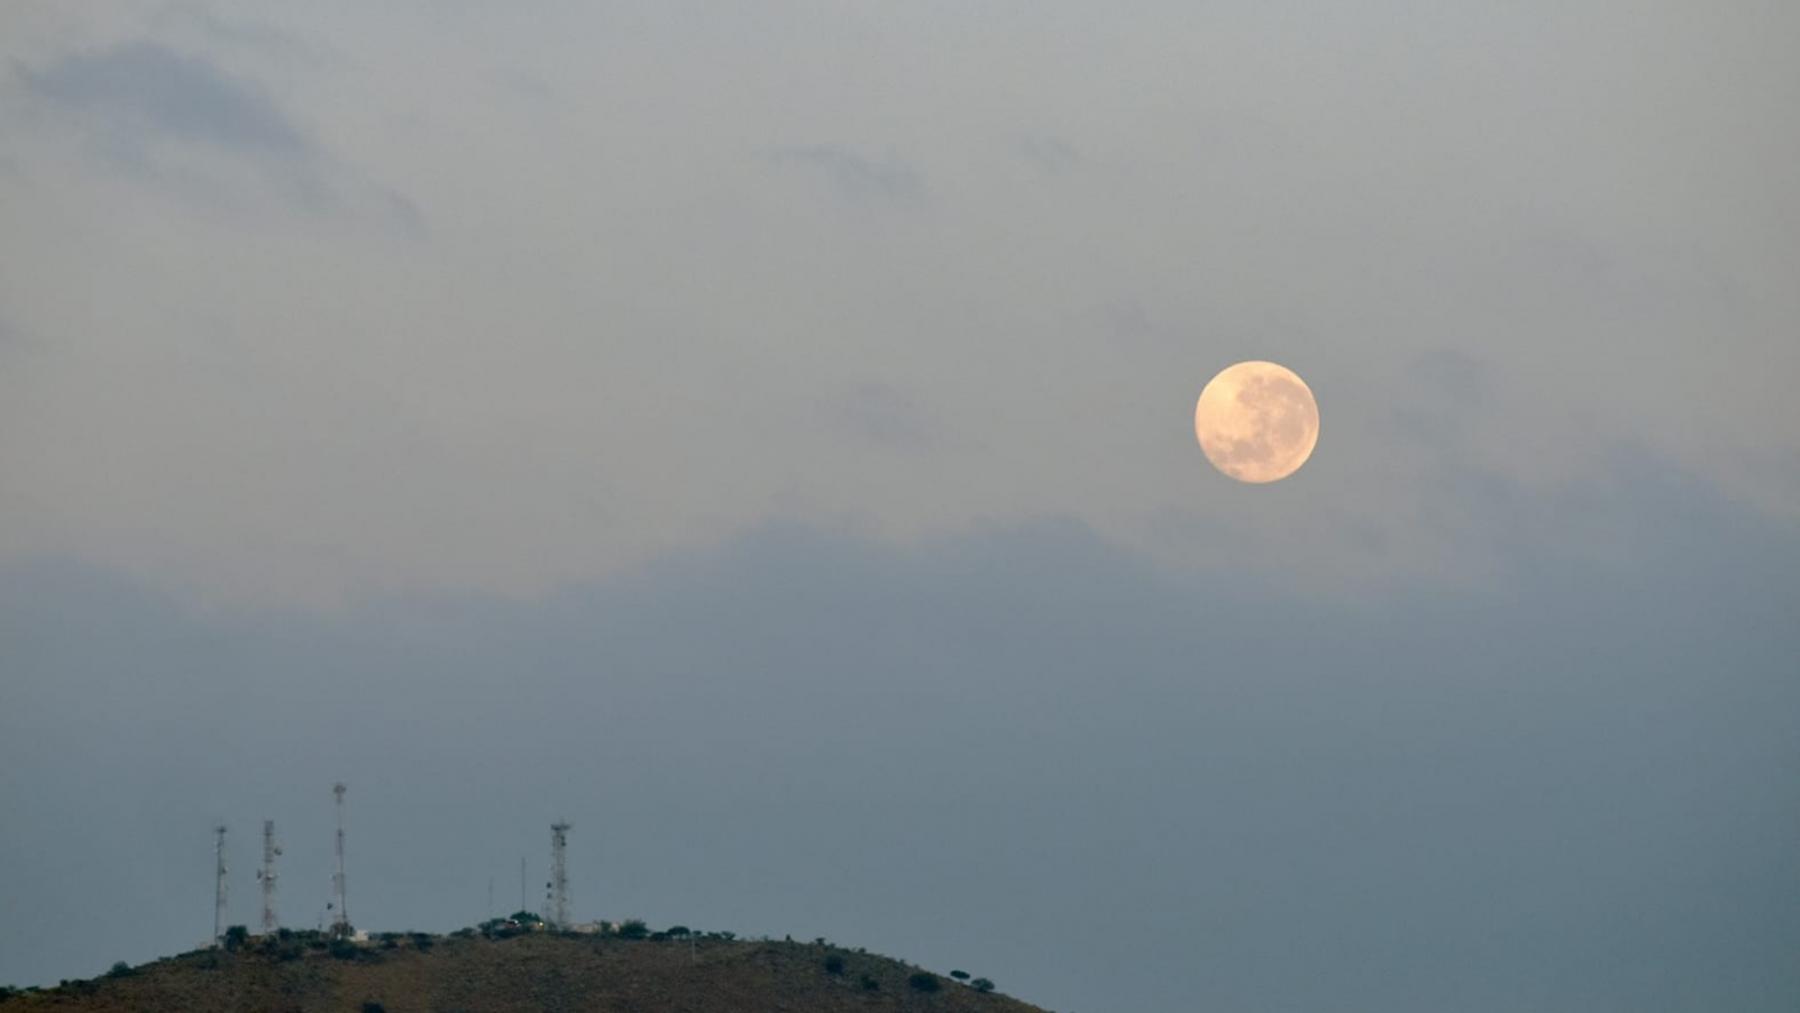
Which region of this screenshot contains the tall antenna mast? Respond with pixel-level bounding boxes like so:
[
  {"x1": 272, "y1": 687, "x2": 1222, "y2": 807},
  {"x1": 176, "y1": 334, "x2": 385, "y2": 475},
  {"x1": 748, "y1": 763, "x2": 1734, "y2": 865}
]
[
  {"x1": 257, "y1": 819, "x2": 281, "y2": 934},
  {"x1": 329, "y1": 783, "x2": 350, "y2": 937},
  {"x1": 213, "y1": 825, "x2": 229, "y2": 947},
  {"x1": 519, "y1": 856, "x2": 526, "y2": 914},
  {"x1": 547, "y1": 822, "x2": 571, "y2": 929}
]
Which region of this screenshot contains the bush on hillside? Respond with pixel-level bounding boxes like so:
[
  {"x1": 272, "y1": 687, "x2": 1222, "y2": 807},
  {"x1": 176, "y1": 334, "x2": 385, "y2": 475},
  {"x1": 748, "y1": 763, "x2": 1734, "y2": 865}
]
[
  {"x1": 908, "y1": 972, "x2": 941, "y2": 993},
  {"x1": 822, "y1": 955, "x2": 845, "y2": 975},
  {"x1": 106, "y1": 962, "x2": 134, "y2": 978},
  {"x1": 617, "y1": 919, "x2": 649, "y2": 940},
  {"x1": 972, "y1": 977, "x2": 995, "y2": 993}
]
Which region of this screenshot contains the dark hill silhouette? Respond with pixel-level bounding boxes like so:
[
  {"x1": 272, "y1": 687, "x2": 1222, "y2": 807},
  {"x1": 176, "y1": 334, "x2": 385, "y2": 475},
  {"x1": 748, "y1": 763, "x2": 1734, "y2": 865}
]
[{"x1": 0, "y1": 930, "x2": 1044, "y2": 1013}]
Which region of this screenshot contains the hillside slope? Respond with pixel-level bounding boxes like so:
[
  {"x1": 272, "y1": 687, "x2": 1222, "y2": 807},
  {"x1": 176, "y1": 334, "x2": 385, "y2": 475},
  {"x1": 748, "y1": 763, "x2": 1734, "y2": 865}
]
[{"x1": 0, "y1": 933, "x2": 1047, "y2": 1013}]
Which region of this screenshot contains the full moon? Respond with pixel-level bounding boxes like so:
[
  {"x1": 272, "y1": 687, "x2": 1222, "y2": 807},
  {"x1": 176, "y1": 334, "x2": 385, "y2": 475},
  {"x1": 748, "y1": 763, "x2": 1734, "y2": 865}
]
[{"x1": 1194, "y1": 361, "x2": 1320, "y2": 483}]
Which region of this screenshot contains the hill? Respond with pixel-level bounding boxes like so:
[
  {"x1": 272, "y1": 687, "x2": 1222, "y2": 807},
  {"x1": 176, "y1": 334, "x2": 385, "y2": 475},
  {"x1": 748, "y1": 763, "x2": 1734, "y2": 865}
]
[{"x1": 0, "y1": 930, "x2": 1047, "y2": 1013}]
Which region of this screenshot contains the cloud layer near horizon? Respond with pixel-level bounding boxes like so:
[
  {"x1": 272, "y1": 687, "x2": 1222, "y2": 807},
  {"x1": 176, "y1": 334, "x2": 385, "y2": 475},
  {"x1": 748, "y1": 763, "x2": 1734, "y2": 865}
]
[{"x1": 3, "y1": 452, "x2": 1796, "y2": 1011}]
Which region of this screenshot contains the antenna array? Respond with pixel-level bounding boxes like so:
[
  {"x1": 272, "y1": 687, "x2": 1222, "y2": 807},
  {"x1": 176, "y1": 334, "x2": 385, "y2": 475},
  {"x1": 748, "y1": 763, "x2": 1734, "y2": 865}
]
[
  {"x1": 547, "y1": 822, "x2": 571, "y2": 929},
  {"x1": 329, "y1": 783, "x2": 351, "y2": 937},
  {"x1": 212, "y1": 825, "x2": 229, "y2": 947},
  {"x1": 257, "y1": 819, "x2": 281, "y2": 933}
]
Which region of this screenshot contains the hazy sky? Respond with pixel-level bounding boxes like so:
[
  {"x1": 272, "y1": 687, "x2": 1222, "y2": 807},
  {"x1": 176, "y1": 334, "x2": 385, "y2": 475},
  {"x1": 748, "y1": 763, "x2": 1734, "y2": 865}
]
[{"x1": 2, "y1": 4, "x2": 1796, "y2": 1011}]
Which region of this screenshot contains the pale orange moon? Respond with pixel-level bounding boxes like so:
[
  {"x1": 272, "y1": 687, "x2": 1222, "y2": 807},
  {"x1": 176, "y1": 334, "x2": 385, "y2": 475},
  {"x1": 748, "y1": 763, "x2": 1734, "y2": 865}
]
[{"x1": 1194, "y1": 361, "x2": 1320, "y2": 483}]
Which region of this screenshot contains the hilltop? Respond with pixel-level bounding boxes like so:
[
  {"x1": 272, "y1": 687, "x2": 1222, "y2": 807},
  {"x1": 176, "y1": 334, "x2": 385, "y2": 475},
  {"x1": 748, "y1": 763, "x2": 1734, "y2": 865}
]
[{"x1": 0, "y1": 926, "x2": 1048, "y2": 1013}]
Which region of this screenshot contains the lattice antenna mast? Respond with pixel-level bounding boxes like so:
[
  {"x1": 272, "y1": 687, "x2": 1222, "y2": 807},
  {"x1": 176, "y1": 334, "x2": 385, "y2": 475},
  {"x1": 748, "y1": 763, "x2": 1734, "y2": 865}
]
[
  {"x1": 329, "y1": 783, "x2": 351, "y2": 937},
  {"x1": 212, "y1": 825, "x2": 229, "y2": 947},
  {"x1": 257, "y1": 819, "x2": 282, "y2": 934},
  {"x1": 547, "y1": 822, "x2": 571, "y2": 929}
]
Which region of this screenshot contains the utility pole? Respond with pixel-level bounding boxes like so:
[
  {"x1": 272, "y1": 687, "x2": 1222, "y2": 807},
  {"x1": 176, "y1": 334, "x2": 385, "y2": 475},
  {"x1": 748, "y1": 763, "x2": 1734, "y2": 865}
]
[
  {"x1": 519, "y1": 857, "x2": 526, "y2": 915},
  {"x1": 547, "y1": 822, "x2": 571, "y2": 929},
  {"x1": 257, "y1": 820, "x2": 281, "y2": 934},
  {"x1": 212, "y1": 825, "x2": 229, "y2": 947},
  {"x1": 329, "y1": 783, "x2": 351, "y2": 938}
]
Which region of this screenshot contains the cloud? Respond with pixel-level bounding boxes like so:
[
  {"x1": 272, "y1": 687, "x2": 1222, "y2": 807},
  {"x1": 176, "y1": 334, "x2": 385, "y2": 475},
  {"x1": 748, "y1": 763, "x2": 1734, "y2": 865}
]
[
  {"x1": 773, "y1": 145, "x2": 924, "y2": 204},
  {"x1": 818, "y1": 381, "x2": 940, "y2": 448},
  {"x1": 1016, "y1": 135, "x2": 1081, "y2": 174},
  {"x1": 22, "y1": 41, "x2": 309, "y2": 154},
  {"x1": 150, "y1": 4, "x2": 336, "y2": 67},
  {"x1": 1, "y1": 450, "x2": 1795, "y2": 1012},
  {"x1": 12, "y1": 41, "x2": 422, "y2": 235}
]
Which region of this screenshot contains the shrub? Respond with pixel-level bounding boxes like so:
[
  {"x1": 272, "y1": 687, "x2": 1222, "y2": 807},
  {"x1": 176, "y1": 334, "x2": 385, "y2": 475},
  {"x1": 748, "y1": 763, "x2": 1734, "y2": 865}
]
[
  {"x1": 822, "y1": 955, "x2": 845, "y2": 975},
  {"x1": 665, "y1": 925, "x2": 690, "y2": 938},
  {"x1": 972, "y1": 977, "x2": 995, "y2": 993},
  {"x1": 106, "y1": 962, "x2": 134, "y2": 978},
  {"x1": 908, "y1": 972, "x2": 941, "y2": 993},
  {"x1": 222, "y1": 925, "x2": 250, "y2": 951},
  {"x1": 411, "y1": 933, "x2": 435, "y2": 951},
  {"x1": 328, "y1": 939, "x2": 360, "y2": 961},
  {"x1": 859, "y1": 975, "x2": 880, "y2": 992},
  {"x1": 617, "y1": 919, "x2": 649, "y2": 940},
  {"x1": 950, "y1": 970, "x2": 969, "y2": 981}
]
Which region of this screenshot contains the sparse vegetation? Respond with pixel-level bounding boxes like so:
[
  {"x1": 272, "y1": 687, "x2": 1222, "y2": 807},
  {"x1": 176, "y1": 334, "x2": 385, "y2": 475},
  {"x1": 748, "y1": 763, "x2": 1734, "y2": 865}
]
[{"x1": 1, "y1": 932, "x2": 1040, "y2": 1012}]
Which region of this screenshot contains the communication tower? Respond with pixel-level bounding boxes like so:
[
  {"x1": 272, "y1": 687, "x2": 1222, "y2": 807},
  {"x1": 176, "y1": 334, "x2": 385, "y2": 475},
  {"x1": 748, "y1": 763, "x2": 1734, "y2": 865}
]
[
  {"x1": 329, "y1": 783, "x2": 351, "y2": 937},
  {"x1": 546, "y1": 821, "x2": 571, "y2": 929},
  {"x1": 212, "y1": 825, "x2": 229, "y2": 947},
  {"x1": 257, "y1": 819, "x2": 282, "y2": 933}
]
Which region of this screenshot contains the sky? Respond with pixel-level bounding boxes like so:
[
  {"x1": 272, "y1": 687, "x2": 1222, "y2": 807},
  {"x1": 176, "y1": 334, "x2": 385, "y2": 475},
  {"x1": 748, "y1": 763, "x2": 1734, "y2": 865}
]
[{"x1": 1, "y1": 3, "x2": 1796, "y2": 1011}]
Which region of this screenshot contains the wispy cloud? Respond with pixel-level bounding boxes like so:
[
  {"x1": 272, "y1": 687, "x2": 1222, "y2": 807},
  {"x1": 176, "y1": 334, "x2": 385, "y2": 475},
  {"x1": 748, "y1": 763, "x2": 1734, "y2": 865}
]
[
  {"x1": 23, "y1": 41, "x2": 309, "y2": 155},
  {"x1": 1017, "y1": 134, "x2": 1081, "y2": 174},
  {"x1": 14, "y1": 41, "x2": 421, "y2": 235},
  {"x1": 773, "y1": 145, "x2": 924, "y2": 204},
  {"x1": 818, "y1": 380, "x2": 941, "y2": 449},
  {"x1": 151, "y1": 3, "x2": 337, "y2": 67}
]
